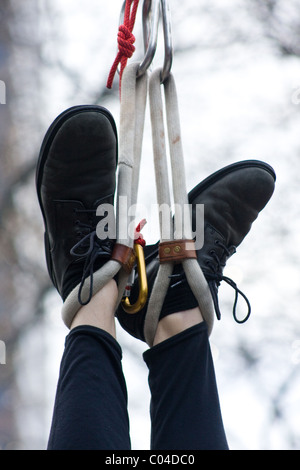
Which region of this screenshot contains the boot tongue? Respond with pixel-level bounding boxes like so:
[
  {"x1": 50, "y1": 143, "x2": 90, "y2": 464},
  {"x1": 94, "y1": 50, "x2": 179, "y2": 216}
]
[
  {"x1": 201, "y1": 224, "x2": 251, "y2": 324},
  {"x1": 207, "y1": 280, "x2": 222, "y2": 320}
]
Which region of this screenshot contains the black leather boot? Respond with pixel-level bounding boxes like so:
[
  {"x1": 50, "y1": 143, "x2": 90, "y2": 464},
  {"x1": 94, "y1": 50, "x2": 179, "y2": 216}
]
[
  {"x1": 116, "y1": 160, "x2": 276, "y2": 342},
  {"x1": 36, "y1": 105, "x2": 118, "y2": 304}
]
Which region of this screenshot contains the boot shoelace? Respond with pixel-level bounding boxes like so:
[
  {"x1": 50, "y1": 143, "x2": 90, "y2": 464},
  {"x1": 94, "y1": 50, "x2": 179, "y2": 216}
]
[
  {"x1": 169, "y1": 239, "x2": 251, "y2": 324},
  {"x1": 205, "y1": 239, "x2": 251, "y2": 323},
  {"x1": 70, "y1": 209, "x2": 114, "y2": 305}
]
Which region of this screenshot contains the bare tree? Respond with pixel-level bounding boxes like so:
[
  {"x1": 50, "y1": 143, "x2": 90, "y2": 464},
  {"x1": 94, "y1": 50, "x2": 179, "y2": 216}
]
[{"x1": 1, "y1": 0, "x2": 299, "y2": 450}]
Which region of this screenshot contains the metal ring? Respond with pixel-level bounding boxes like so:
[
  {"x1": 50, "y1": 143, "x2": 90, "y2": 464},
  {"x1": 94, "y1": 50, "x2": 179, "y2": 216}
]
[{"x1": 137, "y1": 0, "x2": 173, "y2": 83}]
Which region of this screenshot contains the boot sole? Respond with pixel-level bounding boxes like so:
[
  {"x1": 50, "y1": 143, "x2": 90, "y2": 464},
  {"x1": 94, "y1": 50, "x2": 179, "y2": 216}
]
[
  {"x1": 36, "y1": 105, "x2": 118, "y2": 288},
  {"x1": 188, "y1": 159, "x2": 276, "y2": 203}
]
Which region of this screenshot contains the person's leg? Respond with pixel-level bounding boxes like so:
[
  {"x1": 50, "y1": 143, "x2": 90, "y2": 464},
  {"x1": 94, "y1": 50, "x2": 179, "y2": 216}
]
[
  {"x1": 47, "y1": 280, "x2": 131, "y2": 450},
  {"x1": 36, "y1": 106, "x2": 131, "y2": 449},
  {"x1": 116, "y1": 161, "x2": 275, "y2": 450},
  {"x1": 144, "y1": 309, "x2": 229, "y2": 451}
]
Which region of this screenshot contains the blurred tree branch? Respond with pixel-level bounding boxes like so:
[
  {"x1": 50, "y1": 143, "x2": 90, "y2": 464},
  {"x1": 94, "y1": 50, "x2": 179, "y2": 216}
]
[
  {"x1": 1, "y1": 0, "x2": 300, "y2": 450},
  {"x1": 248, "y1": 0, "x2": 300, "y2": 57}
]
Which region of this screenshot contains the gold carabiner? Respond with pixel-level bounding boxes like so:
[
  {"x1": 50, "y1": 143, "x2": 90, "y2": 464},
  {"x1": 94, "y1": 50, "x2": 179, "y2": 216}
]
[{"x1": 121, "y1": 243, "x2": 148, "y2": 314}]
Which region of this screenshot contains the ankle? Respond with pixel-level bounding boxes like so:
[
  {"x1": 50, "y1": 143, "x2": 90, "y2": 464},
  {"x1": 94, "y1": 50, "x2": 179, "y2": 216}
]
[
  {"x1": 153, "y1": 307, "x2": 203, "y2": 346},
  {"x1": 70, "y1": 279, "x2": 118, "y2": 338}
]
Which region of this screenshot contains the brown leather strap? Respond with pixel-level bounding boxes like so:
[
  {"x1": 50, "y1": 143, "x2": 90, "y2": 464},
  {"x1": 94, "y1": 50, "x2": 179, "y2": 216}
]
[
  {"x1": 159, "y1": 240, "x2": 197, "y2": 264},
  {"x1": 111, "y1": 243, "x2": 136, "y2": 274}
]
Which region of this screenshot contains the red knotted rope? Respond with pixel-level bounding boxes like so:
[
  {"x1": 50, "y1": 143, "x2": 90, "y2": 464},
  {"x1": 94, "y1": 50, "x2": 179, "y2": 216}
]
[
  {"x1": 107, "y1": 0, "x2": 140, "y2": 91},
  {"x1": 124, "y1": 219, "x2": 147, "y2": 296},
  {"x1": 134, "y1": 219, "x2": 147, "y2": 247}
]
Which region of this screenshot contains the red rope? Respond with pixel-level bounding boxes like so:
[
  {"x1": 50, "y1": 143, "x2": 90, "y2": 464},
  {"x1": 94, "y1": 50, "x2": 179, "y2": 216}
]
[
  {"x1": 134, "y1": 219, "x2": 147, "y2": 247},
  {"x1": 107, "y1": 0, "x2": 140, "y2": 91}
]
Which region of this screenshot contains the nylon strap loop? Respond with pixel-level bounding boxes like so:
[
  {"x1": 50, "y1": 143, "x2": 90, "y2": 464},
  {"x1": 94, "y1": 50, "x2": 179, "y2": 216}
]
[{"x1": 143, "y1": 69, "x2": 215, "y2": 346}]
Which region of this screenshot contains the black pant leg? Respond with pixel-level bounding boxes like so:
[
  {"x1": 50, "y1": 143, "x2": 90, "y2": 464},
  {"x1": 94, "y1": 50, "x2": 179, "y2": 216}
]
[
  {"x1": 143, "y1": 322, "x2": 229, "y2": 450},
  {"x1": 47, "y1": 325, "x2": 131, "y2": 450}
]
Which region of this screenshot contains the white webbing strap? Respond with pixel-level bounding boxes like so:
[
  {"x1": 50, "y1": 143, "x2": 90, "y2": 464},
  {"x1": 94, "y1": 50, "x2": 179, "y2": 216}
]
[
  {"x1": 61, "y1": 63, "x2": 148, "y2": 329},
  {"x1": 143, "y1": 68, "x2": 214, "y2": 346},
  {"x1": 114, "y1": 62, "x2": 148, "y2": 305},
  {"x1": 62, "y1": 63, "x2": 214, "y2": 340}
]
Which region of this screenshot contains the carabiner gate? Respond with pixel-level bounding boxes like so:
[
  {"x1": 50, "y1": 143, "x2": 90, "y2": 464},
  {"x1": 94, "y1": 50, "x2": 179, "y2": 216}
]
[{"x1": 121, "y1": 243, "x2": 148, "y2": 314}]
